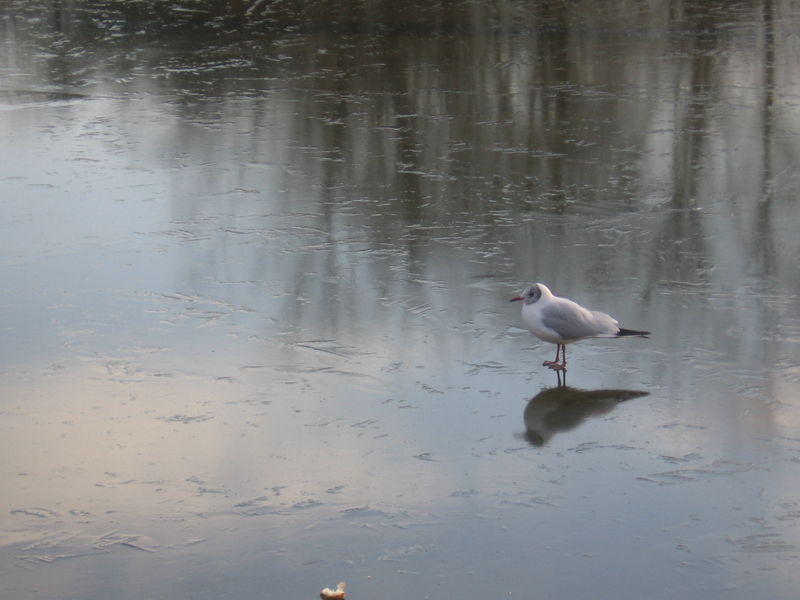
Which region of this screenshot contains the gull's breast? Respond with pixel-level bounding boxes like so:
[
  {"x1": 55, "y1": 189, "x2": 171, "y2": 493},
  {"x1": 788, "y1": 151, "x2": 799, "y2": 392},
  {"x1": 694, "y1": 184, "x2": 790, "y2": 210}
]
[{"x1": 521, "y1": 304, "x2": 566, "y2": 344}]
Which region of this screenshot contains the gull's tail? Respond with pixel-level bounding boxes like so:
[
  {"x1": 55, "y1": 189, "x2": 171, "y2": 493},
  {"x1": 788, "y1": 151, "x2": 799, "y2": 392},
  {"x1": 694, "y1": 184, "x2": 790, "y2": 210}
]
[{"x1": 617, "y1": 328, "x2": 650, "y2": 338}]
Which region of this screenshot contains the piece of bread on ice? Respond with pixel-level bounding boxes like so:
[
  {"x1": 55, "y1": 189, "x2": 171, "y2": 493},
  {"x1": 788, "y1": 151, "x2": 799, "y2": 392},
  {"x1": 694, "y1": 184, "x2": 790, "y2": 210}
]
[{"x1": 320, "y1": 582, "x2": 346, "y2": 599}]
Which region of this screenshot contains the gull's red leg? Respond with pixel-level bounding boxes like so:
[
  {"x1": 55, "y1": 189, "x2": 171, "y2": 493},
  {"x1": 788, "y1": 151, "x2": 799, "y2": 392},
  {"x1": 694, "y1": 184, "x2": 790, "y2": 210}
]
[{"x1": 543, "y1": 344, "x2": 566, "y2": 371}]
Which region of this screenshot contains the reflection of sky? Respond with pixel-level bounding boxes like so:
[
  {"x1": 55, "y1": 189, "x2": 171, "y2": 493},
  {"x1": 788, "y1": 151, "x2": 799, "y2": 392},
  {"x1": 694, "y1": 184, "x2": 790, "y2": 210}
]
[{"x1": 2, "y1": 2, "x2": 800, "y2": 599}]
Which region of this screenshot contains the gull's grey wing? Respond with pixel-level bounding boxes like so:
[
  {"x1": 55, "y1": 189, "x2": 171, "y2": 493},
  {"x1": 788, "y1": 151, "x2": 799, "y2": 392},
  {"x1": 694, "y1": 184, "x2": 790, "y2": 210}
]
[{"x1": 540, "y1": 301, "x2": 618, "y2": 341}]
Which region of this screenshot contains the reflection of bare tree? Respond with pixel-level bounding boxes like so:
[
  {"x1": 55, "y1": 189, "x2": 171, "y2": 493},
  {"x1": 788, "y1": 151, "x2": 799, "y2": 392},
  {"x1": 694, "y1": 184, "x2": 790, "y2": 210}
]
[
  {"x1": 641, "y1": 6, "x2": 718, "y2": 301},
  {"x1": 756, "y1": 0, "x2": 777, "y2": 278},
  {"x1": 3, "y1": 0, "x2": 799, "y2": 360}
]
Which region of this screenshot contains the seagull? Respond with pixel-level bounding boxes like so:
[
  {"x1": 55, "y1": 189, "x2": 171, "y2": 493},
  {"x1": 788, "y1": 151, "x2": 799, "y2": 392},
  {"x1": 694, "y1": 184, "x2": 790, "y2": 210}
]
[{"x1": 510, "y1": 283, "x2": 649, "y2": 371}]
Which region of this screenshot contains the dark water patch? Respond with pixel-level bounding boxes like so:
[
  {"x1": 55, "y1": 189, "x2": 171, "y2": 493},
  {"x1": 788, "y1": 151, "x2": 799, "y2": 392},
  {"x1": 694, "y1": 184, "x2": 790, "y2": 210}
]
[
  {"x1": 727, "y1": 533, "x2": 795, "y2": 553},
  {"x1": 10, "y1": 507, "x2": 60, "y2": 519},
  {"x1": 157, "y1": 414, "x2": 213, "y2": 424},
  {"x1": 0, "y1": 90, "x2": 87, "y2": 107}
]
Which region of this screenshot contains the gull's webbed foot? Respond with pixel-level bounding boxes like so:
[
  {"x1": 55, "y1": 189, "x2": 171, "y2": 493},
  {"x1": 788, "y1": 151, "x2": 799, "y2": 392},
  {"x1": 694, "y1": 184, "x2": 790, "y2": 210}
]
[{"x1": 542, "y1": 360, "x2": 566, "y2": 372}]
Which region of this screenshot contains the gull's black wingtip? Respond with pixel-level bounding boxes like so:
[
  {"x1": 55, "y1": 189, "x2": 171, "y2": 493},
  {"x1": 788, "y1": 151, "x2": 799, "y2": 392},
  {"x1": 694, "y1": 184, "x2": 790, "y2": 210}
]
[{"x1": 617, "y1": 328, "x2": 650, "y2": 338}]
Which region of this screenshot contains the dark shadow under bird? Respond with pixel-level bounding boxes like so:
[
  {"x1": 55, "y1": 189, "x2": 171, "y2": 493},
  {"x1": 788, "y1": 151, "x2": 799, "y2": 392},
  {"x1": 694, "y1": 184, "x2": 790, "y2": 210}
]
[{"x1": 521, "y1": 385, "x2": 649, "y2": 446}]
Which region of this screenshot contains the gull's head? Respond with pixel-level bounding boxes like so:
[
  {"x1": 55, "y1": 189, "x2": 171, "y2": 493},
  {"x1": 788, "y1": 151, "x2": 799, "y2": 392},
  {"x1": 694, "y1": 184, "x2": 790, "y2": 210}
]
[{"x1": 510, "y1": 283, "x2": 548, "y2": 304}]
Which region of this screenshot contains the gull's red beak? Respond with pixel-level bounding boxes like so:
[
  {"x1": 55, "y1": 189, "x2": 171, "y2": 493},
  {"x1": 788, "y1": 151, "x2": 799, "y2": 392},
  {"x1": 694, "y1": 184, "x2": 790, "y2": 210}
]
[{"x1": 510, "y1": 296, "x2": 523, "y2": 302}]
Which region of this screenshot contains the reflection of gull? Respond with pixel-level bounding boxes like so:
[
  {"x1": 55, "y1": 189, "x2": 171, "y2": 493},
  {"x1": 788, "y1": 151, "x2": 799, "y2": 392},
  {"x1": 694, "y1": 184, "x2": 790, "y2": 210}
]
[
  {"x1": 510, "y1": 283, "x2": 649, "y2": 371},
  {"x1": 521, "y1": 386, "x2": 649, "y2": 446}
]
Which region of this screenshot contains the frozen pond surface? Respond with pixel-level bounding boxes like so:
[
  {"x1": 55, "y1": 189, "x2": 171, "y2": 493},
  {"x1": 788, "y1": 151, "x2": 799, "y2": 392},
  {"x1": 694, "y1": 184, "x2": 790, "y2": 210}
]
[{"x1": 2, "y1": 1, "x2": 800, "y2": 598}]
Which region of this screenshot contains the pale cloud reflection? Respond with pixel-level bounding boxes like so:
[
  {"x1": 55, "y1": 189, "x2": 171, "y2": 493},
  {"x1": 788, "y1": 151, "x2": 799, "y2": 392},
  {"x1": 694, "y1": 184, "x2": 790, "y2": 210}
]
[{"x1": 0, "y1": 342, "x2": 469, "y2": 553}]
